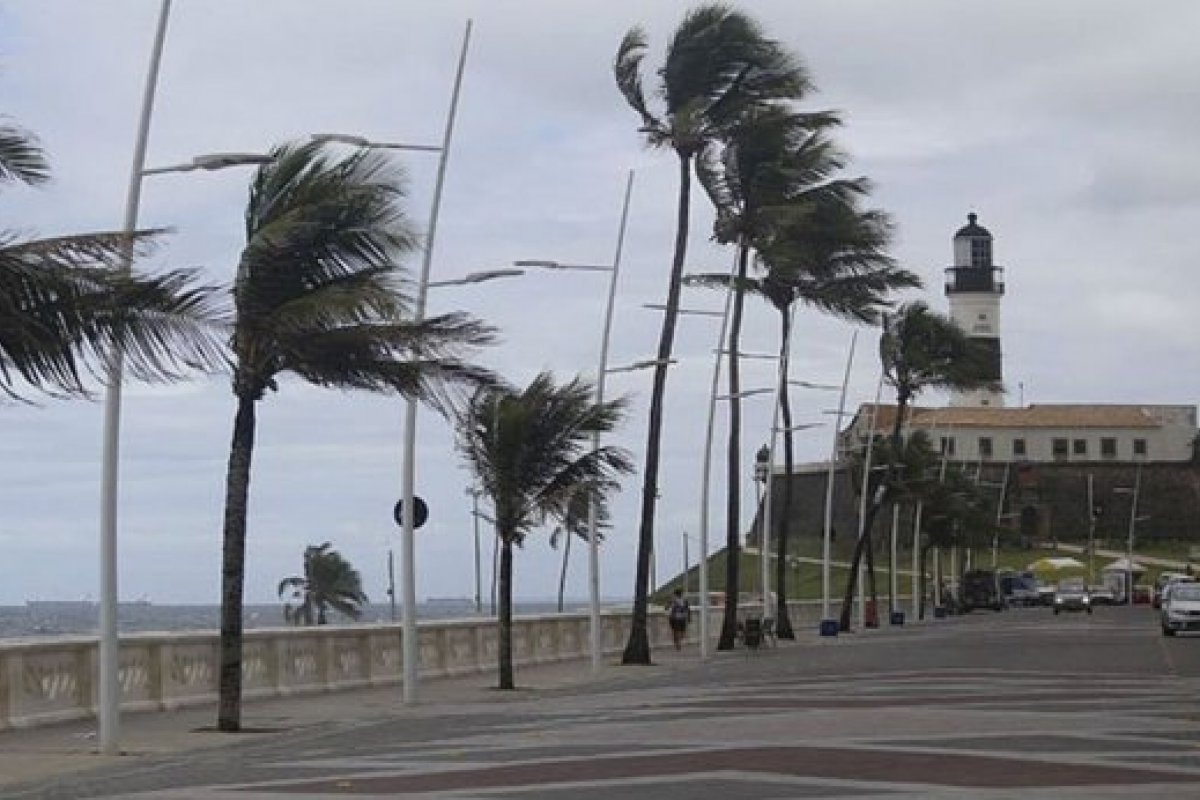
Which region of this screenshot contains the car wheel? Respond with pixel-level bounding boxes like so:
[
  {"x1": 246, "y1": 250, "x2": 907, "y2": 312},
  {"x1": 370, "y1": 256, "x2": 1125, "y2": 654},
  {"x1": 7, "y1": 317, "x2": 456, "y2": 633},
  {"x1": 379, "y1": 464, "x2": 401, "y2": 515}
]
[
  {"x1": 1087, "y1": 607, "x2": 1093, "y2": 615},
  {"x1": 1053, "y1": 608, "x2": 1060, "y2": 615},
  {"x1": 1163, "y1": 627, "x2": 1176, "y2": 637}
]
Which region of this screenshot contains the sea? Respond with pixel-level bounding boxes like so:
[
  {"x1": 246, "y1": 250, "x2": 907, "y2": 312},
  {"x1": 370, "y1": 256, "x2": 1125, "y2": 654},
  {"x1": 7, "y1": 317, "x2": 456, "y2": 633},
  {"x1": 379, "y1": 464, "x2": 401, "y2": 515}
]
[{"x1": 1, "y1": 599, "x2": 597, "y2": 641}]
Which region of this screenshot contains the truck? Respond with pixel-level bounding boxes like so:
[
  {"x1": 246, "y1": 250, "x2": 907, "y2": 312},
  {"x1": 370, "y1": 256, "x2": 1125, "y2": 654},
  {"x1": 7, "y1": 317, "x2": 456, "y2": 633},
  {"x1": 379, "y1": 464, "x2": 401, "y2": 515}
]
[{"x1": 959, "y1": 569, "x2": 1005, "y2": 612}]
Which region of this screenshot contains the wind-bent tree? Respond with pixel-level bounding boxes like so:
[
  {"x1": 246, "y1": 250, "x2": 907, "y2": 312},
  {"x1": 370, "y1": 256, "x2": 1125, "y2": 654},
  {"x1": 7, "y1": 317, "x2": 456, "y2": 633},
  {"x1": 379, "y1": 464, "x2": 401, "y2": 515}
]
[
  {"x1": 691, "y1": 109, "x2": 918, "y2": 642},
  {"x1": 218, "y1": 140, "x2": 495, "y2": 731},
  {"x1": 838, "y1": 301, "x2": 998, "y2": 631},
  {"x1": 614, "y1": 2, "x2": 806, "y2": 665},
  {"x1": 550, "y1": 489, "x2": 609, "y2": 613},
  {"x1": 457, "y1": 373, "x2": 632, "y2": 689},
  {"x1": 1, "y1": 119, "x2": 222, "y2": 400},
  {"x1": 277, "y1": 542, "x2": 368, "y2": 625}
]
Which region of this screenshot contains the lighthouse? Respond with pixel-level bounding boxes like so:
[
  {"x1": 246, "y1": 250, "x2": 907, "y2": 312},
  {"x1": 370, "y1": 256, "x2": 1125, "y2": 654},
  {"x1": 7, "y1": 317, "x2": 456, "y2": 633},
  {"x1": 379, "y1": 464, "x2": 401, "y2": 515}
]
[{"x1": 945, "y1": 213, "x2": 1005, "y2": 407}]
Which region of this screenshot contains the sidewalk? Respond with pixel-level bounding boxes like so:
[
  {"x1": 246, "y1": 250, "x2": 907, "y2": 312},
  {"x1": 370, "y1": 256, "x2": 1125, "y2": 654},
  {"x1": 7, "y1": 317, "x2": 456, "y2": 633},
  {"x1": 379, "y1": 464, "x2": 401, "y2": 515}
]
[{"x1": 0, "y1": 644, "x2": 708, "y2": 790}]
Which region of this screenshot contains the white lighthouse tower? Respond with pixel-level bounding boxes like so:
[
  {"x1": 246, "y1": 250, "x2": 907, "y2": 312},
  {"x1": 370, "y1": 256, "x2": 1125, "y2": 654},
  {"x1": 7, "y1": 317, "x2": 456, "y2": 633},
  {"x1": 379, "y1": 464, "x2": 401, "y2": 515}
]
[{"x1": 945, "y1": 212, "x2": 1005, "y2": 407}]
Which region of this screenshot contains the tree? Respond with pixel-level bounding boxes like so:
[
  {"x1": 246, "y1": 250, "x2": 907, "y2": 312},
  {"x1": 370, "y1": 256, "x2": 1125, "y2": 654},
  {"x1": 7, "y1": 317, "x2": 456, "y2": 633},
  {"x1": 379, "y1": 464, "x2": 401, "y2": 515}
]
[
  {"x1": 1, "y1": 119, "x2": 222, "y2": 400},
  {"x1": 457, "y1": 373, "x2": 633, "y2": 689},
  {"x1": 614, "y1": 1, "x2": 807, "y2": 665},
  {"x1": 838, "y1": 301, "x2": 999, "y2": 631},
  {"x1": 277, "y1": 542, "x2": 368, "y2": 625},
  {"x1": 549, "y1": 489, "x2": 609, "y2": 613},
  {"x1": 690, "y1": 108, "x2": 918, "y2": 643},
  {"x1": 217, "y1": 140, "x2": 495, "y2": 731}
]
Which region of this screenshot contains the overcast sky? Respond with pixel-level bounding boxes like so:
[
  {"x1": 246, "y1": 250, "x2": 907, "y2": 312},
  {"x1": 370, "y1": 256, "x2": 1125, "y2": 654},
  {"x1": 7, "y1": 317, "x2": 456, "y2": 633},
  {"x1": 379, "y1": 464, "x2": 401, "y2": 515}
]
[{"x1": 1, "y1": 0, "x2": 1197, "y2": 608}]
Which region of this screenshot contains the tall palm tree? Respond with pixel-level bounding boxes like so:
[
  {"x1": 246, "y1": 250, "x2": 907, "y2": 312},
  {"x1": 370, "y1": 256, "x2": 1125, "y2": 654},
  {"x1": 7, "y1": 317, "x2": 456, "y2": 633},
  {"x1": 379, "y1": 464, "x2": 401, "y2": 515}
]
[
  {"x1": 457, "y1": 373, "x2": 632, "y2": 689},
  {"x1": 277, "y1": 542, "x2": 368, "y2": 625},
  {"x1": 838, "y1": 301, "x2": 998, "y2": 631},
  {"x1": 550, "y1": 489, "x2": 609, "y2": 613},
  {"x1": 614, "y1": 2, "x2": 807, "y2": 665},
  {"x1": 217, "y1": 140, "x2": 495, "y2": 731},
  {"x1": 1, "y1": 120, "x2": 222, "y2": 400},
  {"x1": 691, "y1": 110, "x2": 918, "y2": 643}
]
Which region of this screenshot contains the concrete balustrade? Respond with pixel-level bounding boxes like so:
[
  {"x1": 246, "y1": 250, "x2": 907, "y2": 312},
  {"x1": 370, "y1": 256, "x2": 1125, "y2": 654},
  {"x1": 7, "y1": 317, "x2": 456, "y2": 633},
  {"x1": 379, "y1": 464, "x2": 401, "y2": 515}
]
[{"x1": 0, "y1": 601, "x2": 842, "y2": 731}]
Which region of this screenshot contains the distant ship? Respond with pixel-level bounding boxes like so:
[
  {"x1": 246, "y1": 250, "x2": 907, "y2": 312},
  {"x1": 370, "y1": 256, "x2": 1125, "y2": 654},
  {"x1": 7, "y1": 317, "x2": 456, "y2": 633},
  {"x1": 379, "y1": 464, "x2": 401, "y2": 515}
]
[{"x1": 422, "y1": 597, "x2": 475, "y2": 609}]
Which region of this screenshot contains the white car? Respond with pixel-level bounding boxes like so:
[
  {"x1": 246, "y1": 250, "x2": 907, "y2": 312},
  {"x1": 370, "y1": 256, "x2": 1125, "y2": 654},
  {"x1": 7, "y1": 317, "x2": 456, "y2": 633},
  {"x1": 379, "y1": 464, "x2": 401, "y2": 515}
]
[{"x1": 1160, "y1": 582, "x2": 1200, "y2": 636}]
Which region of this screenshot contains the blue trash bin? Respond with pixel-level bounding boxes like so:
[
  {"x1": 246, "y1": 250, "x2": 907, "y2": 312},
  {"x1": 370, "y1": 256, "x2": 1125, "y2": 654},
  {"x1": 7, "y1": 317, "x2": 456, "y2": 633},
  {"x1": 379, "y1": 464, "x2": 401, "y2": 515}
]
[
  {"x1": 933, "y1": 606, "x2": 947, "y2": 619},
  {"x1": 819, "y1": 618, "x2": 839, "y2": 637},
  {"x1": 890, "y1": 611, "x2": 905, "y2": 625}
]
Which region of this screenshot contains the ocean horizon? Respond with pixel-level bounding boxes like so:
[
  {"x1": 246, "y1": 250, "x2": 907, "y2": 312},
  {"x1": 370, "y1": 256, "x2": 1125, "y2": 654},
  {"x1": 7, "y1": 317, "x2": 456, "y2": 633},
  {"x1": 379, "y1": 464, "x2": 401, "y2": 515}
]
[{"x1": 1, "y1": 598, "x2": 630, "y2": 641}]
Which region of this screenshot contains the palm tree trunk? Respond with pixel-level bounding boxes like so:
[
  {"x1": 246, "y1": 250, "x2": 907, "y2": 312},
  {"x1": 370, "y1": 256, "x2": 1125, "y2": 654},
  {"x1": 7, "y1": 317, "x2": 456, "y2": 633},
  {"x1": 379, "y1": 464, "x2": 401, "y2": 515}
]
[
  {"x1": 218, "y1": 393, "x2": 257, "y2": 732},
  {"x1": 623, "y1": 150, "x2": 692, "y2": 665},
  {"x1": 498, "y1": 535, "x2": 515, "y2": 689},
  {"x1": 839, "y1": 393, "x2": 910, "y2": 631},
  {"x1": 717, "y1": 241, "x2": 750, "y2": 651},
  {"x1": 557, "y1": 531, "x2": 572, "y2": 613},
  {"x1": 774, "y1": 306, "x2": 796, "y2": 639}
]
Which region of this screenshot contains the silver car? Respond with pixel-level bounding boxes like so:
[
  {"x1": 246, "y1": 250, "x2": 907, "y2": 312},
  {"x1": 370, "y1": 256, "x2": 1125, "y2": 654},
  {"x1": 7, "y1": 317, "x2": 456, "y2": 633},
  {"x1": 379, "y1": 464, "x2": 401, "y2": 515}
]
[{"x1": 1161, "y1": 582, "x2": 1200, "y2": 636}]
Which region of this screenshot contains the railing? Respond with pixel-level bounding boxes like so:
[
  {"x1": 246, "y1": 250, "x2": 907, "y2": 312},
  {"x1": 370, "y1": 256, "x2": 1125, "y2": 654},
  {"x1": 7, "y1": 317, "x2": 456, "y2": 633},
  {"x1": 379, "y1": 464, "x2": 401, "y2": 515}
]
[{"x1": 0, "y1": 601, "x2": 843, "y2": 731}]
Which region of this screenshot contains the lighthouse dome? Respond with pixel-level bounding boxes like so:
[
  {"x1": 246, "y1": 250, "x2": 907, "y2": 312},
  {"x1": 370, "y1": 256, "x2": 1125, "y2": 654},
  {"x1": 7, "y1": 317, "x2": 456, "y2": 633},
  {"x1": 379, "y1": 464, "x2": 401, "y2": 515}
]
[{"x1": 955, "y1": 212, "x2": 991, "y2": 239}]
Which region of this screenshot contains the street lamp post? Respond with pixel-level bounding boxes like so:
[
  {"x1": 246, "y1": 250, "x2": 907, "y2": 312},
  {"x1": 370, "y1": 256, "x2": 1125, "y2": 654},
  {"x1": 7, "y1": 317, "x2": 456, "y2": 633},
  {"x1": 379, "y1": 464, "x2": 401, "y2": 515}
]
[
  {"x1": 820, "y1": 333, "x2": 857, "y2": 635},
  {"x1": 466, "y1": 486, "x2": 483, "y2": 614},
  {"x1": 1114, "y1": 463, "x2": 1145, "y2": 604},
  {"x1": 511, "y1": 169, "x2": 635, "y2": 674},
  {"x1": 399, "y1": 19, "x2": 472, "y2": 706}
]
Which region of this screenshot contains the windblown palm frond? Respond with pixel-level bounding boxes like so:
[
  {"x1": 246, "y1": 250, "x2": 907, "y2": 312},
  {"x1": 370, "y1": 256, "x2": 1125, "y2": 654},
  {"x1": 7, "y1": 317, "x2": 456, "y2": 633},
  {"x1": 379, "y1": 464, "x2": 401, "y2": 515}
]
[
  {"x1": 0, "y1": 122, "x2": 49, "y2": 186},
  {"x1": 880, "y1": 301, "x2": 1002, "y2": 406},
  {"x1": 0, "y1": 230, "x2": 225, "y2": 400}
]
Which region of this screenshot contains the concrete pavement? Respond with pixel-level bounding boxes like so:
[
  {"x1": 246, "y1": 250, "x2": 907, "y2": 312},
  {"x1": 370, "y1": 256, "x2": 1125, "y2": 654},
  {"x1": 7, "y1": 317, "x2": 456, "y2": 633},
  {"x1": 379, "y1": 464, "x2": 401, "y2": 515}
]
[{"x1": 5, "y1": 607, "x2": 1200, "y2": 798}]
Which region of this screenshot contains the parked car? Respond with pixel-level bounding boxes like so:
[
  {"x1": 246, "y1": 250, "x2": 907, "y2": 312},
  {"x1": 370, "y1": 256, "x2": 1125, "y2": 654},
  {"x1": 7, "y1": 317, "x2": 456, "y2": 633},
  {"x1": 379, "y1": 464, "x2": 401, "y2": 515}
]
[
  {"x1": 1161, "y1": 582, "x2": 1200, "y2": 636},
  {"x1": 1035, "y1": 583, "x2": 1058, "y2": 607},
  {"x1": 1053, "y1": 578, "x2": 1092, "y2": 615},
  {"x1": 1088, "y1": 585, "x2": 1116, "y2": 605},
  {"x1": 999, "y1": 572, "x2": 1040, "y2": 607},
  {"x1": 1153, "y1": 574, "x2": 1195, "y2": 609},
  {"x1": 1132, "y1": 585, "x2": 1152, "y2": 605}
]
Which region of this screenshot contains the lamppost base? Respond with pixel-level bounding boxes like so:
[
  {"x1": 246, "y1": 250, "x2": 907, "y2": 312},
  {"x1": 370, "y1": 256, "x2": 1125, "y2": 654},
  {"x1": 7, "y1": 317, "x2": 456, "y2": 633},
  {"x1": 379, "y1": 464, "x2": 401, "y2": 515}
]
[{"x1": 818, "y1": 619, "x2": 839, "y2": 637}]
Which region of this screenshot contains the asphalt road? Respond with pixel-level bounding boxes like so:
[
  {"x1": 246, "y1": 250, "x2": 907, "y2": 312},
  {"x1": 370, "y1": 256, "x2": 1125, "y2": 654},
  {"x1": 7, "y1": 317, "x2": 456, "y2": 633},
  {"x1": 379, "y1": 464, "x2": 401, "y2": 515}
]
[{"x1": 7, "y1": 605, "x2": 1200, "y2": 799}]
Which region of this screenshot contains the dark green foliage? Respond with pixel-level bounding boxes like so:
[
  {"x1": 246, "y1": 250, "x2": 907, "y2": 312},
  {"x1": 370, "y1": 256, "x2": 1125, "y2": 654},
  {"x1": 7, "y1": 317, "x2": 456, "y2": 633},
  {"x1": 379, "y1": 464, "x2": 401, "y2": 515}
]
[
  {"x1": 458, "y1": 373, "x2": 633, "y2": 689},
  {"x1": 278, "y1": 543, "x2": 368, "y2": 625}
]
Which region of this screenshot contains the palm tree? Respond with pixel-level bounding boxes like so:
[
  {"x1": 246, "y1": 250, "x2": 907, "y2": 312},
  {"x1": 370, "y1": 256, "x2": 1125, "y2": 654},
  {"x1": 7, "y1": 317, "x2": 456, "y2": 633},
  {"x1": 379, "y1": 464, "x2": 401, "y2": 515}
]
[
  {"x1": 217, "y1": 140, "x2": 495, "y2": 731},
  {"x1": 457, "y1": 373, "x2": 633, "y2": 689},
  {"x1": 838, "y1": 301, "x2": 999, "y2": 631},
  {"x1": 690, "y1": 109, "x2": 918, "y2": 643},
  {"x1": 1, "y1": 120, "x2": 222, "y2": 400},
  {"x1": 277, "y1": 542, "x2": 368, "y2": 625},
  {"x1": 549, "y1": 489, "x2": 609, "y2": 613},
  {"x1": 614, "y1": 2, "x2": 807, "y2": 665}
]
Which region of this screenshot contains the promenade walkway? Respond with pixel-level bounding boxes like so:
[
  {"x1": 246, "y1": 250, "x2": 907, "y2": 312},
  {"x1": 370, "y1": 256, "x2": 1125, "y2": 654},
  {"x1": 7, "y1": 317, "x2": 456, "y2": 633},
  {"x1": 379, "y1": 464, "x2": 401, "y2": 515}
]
[{"x1": 5, "y1": 608, "x2": 1200, "y2": 798}]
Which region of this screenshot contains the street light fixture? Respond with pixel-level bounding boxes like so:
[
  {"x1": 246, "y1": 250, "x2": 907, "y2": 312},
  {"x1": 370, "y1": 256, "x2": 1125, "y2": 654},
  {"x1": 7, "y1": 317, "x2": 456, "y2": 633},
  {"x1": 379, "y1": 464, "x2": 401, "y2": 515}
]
[
  {"x1": 607, "y1": 358, "x2": 675, "y2": 374},
  {"x1": 141, "y1": 152, "x2": 275, "y2": 174},
  {"x1": 310, "y1": 132, "x2": 442, "y2": 153},
  {"x1": 427, "y1": 268, "x2": 524, "y2": 288},
  {"x1": 513, "y1": 259, "x2": 612, "y2": 272},
  {"x1": 643, "y1": 303, "x2": 724, "y2": 317}
]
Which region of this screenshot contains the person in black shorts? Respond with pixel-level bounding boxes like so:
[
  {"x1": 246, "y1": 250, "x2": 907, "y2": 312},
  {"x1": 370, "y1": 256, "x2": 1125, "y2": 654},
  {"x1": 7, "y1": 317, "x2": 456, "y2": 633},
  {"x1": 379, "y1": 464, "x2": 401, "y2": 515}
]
[{"x1": 668, "y1": 588, "x2": 690, "y2": 650}]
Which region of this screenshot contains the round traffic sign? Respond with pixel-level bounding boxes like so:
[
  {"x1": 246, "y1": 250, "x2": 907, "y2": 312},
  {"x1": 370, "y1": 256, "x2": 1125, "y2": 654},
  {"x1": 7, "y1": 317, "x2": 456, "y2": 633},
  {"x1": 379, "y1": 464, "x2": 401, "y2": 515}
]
[{"x1": 393, "y1": 496, "x2": 429, "y2": 530}]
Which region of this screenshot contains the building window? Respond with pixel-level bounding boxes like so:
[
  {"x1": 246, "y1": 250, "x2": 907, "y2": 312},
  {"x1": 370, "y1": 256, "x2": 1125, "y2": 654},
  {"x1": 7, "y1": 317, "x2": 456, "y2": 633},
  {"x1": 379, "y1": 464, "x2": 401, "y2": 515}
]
[
  {"x1": 940, "y1": 436, "x2": 956, "y2": 456},
  {"x1": 1013, "y1": 438, "x2": 1027, "y2": 458},
  {"x1": 1101, "y1": 438, "x2": 1117, "y2": 459},
  {"x1": 1073, "y1": 439, "x2": 1087, "y2": 456},
  {"x1": 971, "y1": 238, "x2": 992, "y2": 267},
  {"x1": 1052, "y1": 438, "x2": 1069, "y2": 460},
  {"x1": 1133, "y1": 438, "x2": 1147, "y2": 457},
  {"x1": 979, "y1": 437, "x2": 993, "y2": 459}
]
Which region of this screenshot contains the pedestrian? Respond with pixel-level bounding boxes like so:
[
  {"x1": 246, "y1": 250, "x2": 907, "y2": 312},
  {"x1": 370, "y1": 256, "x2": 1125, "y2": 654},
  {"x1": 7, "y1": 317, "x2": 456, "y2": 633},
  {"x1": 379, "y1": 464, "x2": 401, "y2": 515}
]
[{"x1": 668, "y1": 588, "x2": 690, "y2": 650}]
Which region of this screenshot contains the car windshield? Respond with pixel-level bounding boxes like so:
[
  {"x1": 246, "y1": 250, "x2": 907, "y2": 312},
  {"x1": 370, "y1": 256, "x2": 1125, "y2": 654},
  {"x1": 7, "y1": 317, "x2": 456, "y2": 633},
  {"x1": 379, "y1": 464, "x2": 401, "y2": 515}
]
[
  {"x1": 1170, "y1": 585, "x2": 1200, "y2": 601},
  {"x1": 1059, "y1": 579, "x2": 1086, "y2": 591}
]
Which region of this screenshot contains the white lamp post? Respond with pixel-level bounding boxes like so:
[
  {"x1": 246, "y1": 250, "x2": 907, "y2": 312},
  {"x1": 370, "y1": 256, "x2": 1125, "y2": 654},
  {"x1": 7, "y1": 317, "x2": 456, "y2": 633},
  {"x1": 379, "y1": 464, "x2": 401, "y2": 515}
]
[
  {"x1": 1113, "y1": 463, "x2": 1145, "y2": 604},
  {"x1": 820, "y1": 332, "x2": 857, "y2": 635},
  {"x1": 399, "y1": 19, "x2": 472, "y2": 705},
  {"x1": 99, "y1": 0, "x2": 283, "y2": 754},
  {"x1": 509, "y1": 169, "x2": 636, "y2": 673}
]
